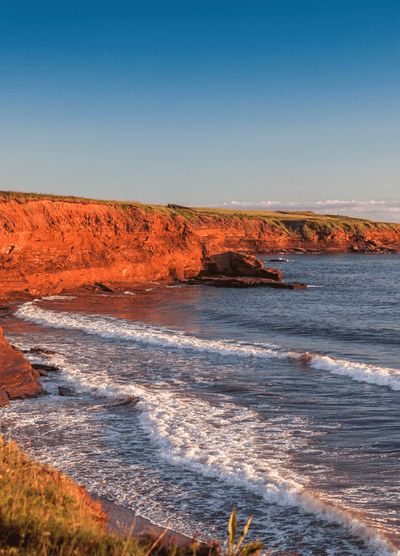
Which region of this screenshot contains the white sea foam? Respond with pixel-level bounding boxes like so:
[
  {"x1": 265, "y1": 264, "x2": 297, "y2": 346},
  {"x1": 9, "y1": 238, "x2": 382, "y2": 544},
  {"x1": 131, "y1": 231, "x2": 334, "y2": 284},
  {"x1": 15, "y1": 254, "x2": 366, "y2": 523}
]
[
  {"x1": 42, "y1": 295, "x2": 77, "y2": 300},
  {"x1": 16, "y1": 302, "x2": 280, "y2": 356},
  {"x1": 309, "y1": 355, "x2": 400, "y2": 390},
  {"x1": 16, "y1": 301, "x2": 400, "y2": 392}
]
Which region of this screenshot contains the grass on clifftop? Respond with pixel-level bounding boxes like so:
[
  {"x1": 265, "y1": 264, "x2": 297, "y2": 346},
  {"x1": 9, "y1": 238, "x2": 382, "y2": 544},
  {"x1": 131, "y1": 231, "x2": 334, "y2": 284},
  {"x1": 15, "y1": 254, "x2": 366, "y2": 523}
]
[
  {"x1": 0, "y1": 435, "x2": 222, "y2": 556},
  {"x1": 1, "y1": 190, "x2": 399, "y2": 235}
]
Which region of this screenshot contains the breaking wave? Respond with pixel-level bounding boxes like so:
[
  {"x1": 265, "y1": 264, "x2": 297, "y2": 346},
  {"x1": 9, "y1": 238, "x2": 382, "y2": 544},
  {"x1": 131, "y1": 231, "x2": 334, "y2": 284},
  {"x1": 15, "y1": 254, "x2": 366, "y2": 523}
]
[{"x1": 16, "y1": 301, "x2": 400, "y2": 392}]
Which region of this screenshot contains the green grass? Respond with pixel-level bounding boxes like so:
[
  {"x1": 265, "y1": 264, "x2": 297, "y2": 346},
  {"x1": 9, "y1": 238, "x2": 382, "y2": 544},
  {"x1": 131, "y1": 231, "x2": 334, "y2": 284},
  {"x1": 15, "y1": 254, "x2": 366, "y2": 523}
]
[
  {"x1": 0, "y1": 435, "x2": 222, "y2": 556},
  {"x1": 1, "y1": 190, "x2": 399, "y2": 234}
]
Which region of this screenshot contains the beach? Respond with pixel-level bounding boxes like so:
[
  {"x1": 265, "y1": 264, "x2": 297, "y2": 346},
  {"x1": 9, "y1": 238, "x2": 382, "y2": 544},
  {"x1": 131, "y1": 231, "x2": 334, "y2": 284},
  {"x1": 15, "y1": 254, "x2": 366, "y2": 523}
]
[{"x1": 91, "y1": 493, "x2": 196, "y2": 546}]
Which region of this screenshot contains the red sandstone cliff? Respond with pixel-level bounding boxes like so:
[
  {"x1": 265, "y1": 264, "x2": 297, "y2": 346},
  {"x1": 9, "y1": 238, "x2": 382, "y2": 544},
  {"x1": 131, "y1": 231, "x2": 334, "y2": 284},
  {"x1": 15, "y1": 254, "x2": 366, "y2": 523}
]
[
  {"x1": 192, "y1": 215, "x2": 400, "y2": 255},
  {"x1": 0, "y1": 195, "x2": 399, "y2": 296},
  {"x1": 0, "y1": 199, "x2": 203, "y2": 295},
  {"x1": 0, "y1": 327, "x2": 44, "y2": 406}
]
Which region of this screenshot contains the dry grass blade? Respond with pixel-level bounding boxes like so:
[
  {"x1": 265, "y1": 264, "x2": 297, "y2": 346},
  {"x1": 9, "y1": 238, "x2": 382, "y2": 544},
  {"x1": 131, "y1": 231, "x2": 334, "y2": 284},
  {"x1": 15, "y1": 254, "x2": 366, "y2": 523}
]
[
  {"x1": 121, "y1": 515, "x2": 138, "y2": 556},
  {"x1": 144, "y1": 528, "x2": 168, "y2": 556}
]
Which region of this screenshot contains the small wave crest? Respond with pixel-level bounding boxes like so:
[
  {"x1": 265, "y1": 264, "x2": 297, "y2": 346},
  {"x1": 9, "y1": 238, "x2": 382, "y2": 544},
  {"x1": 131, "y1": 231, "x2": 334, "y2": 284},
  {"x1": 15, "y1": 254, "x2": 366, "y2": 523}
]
[
  {"x1": 16, "y1": 301, "x2": 400, "y2": 392},
  {"x1": 42, "y1": 295, "x2": 77, "y2": 300}
]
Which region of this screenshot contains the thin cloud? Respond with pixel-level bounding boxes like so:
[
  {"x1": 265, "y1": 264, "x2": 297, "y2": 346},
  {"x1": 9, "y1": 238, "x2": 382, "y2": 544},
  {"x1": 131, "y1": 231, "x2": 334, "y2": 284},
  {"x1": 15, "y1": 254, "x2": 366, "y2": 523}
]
[{"x1": 209, "y1": 199, "x2": 400, "y2": 223}]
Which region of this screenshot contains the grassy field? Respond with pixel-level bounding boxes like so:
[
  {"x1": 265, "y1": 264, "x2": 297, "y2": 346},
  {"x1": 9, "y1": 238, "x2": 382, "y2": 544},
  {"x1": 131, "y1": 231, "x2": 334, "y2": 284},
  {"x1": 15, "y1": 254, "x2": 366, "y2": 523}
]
[{"x1": 1, "y1": 190, "x2": 399, "y2": 236}]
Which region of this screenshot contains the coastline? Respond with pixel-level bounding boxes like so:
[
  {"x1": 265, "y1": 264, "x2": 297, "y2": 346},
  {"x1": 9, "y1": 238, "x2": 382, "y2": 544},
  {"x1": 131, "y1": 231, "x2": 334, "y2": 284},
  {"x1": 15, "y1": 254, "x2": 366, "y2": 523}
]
[
  {"x1": 1, "y1": 245, "x2": 400, "y2": 553},
  {"x1": 0, "y1": 301, "x2": 210, "y2": 548},
  {"x1": 90, "y1": 493, "x2": 200, "y2": 547},
  {"x1": 0, "y1": 193, "x2": 399, "y2": 298}
]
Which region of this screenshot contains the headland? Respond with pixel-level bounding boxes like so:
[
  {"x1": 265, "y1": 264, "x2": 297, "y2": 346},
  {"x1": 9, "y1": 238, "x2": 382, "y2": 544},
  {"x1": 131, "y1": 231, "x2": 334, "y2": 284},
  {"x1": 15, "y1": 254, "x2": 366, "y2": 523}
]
[{"x1": 0, "y1": 191, "x2": 399, "y2": 298}]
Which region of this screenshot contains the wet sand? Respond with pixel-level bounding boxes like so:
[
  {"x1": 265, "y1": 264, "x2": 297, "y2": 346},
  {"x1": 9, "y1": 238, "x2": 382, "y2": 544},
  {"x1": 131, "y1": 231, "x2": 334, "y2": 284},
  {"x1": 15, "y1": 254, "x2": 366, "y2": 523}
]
[{"x1": 90, "y1": 493, "x2": 199, "y2": 547}]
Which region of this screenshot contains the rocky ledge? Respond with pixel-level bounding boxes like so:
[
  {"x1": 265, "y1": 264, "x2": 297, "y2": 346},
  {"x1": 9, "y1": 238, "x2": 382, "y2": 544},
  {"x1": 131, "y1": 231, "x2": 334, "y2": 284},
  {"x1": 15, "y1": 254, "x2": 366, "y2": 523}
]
[
  {"x1": 182, "y1": 251, "x2": 307, "y2": 289},
  {"x1": 0, "y1": 327, "x2": 44, "y2": 407}
]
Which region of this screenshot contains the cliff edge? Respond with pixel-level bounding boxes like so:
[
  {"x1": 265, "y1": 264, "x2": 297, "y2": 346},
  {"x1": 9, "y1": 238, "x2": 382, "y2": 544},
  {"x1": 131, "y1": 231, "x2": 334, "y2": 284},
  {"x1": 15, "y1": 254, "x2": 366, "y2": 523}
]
[{"x1": 0, "y1": 192, "x2": 399, "y2": 296}]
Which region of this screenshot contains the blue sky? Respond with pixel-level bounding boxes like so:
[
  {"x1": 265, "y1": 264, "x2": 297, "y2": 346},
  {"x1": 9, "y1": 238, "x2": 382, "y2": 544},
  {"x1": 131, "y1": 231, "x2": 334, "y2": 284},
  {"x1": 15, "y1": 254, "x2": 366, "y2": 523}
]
[{"x1": 2, "y1": 1, "x2": 400, "y2": 221}]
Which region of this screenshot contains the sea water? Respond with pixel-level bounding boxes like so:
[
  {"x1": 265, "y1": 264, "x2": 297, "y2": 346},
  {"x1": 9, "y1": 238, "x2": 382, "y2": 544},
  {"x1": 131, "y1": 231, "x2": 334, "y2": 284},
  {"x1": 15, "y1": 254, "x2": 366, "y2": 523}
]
[{"x1": 1, "y1": 254, "x2": 400, "y2": 555}]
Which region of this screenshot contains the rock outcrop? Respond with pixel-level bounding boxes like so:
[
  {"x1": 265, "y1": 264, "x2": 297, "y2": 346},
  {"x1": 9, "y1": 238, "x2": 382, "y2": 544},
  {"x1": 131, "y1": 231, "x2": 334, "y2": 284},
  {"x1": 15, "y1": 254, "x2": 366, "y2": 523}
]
[
  {"x1": 0, "y1": 327, "x2": 44, "y2": 405},
  {"x1": 198, "y1": 252, "x2": 282, "y2": 281},
  {"x1": 190, "y1": 252, "x2": 306, "y2": 289},
  {"x1": 0, "y1": 388, "x2": 9, "y2": 408},
  {"x1": 192, "y1": 276, "x2": 307, "y2": 289}
]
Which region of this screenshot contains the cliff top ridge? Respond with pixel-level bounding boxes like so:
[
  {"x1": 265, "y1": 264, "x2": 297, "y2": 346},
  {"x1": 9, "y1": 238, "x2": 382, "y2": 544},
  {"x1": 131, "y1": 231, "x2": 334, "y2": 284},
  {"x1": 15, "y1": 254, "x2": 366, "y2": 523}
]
[{"x1": 1, "y1": 190, "x2": 399, "y2": 232}]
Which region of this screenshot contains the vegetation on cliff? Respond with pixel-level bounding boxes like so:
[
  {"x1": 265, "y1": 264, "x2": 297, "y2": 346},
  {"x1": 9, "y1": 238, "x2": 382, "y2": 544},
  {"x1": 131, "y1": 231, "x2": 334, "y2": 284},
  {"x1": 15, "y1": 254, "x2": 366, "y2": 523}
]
[{"x1": 1, "y1": 190, "x2": 399, "y2": 236}]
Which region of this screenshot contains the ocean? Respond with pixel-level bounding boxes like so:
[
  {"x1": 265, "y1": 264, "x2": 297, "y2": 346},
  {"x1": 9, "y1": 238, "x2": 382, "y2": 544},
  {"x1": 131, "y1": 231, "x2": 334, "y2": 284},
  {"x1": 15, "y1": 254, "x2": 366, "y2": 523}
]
[{"x1": 1, "y1": 253, "x2": 400, "y2": 556}]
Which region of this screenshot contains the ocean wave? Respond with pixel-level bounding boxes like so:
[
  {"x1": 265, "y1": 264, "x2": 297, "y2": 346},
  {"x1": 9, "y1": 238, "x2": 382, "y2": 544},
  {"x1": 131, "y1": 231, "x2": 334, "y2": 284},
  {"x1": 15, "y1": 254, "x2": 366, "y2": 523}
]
[{"x1": 16, "y1": 301, "x2": 400, "y2": 392}]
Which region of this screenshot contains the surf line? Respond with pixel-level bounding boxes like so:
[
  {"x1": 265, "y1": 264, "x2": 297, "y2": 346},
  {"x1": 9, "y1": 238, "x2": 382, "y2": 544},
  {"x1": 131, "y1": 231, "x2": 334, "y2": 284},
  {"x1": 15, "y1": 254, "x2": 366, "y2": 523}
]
[{"x1": 16, "y1": 301, "x2": 400, "y2": 391}]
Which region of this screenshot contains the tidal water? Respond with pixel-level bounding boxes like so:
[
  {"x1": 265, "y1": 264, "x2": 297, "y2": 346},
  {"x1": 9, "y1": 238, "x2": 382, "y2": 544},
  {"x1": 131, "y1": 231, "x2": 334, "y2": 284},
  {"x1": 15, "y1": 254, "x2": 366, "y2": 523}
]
[{"x1": 1, "y1": 254, "x2": 400, "y2": 556}]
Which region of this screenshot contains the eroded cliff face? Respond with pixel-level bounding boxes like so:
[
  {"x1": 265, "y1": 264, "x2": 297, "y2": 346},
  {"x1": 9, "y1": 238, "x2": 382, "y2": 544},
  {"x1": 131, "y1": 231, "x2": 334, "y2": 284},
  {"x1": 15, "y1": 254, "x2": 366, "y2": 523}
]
[
  {"x1": 0, "y1": 199, "x2": 203, "y2": 295},
  {"x1": 0, "y1": 197, "x2": 400, "y2": 296},
  {"x1": 0, "y1": 327, "x2": 43, "y2": 405},
  {"x1": 192, "y1": 216, "x2": 400, "y2": 255}
]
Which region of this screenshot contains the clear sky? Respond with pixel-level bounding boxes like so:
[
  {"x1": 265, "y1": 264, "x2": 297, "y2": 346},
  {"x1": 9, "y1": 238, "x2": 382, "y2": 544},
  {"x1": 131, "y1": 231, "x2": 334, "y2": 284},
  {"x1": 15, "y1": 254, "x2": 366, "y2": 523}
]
[{"x1": 2, "y1": 1, "x2": 400, "y2": 221}]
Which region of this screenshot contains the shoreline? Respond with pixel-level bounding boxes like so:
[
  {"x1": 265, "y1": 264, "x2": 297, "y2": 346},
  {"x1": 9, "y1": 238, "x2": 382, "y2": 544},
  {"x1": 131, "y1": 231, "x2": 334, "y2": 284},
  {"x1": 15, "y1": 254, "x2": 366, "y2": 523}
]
[
  {"x1": 0, "y1": 303, "x2": 211, "y2": 547},
  {"x1": 0, "y1": 249, "x2": 398, "y2": 304},
  {"x1": 1, "y1": 259, "x2": 400, "y2": 555},
  {"x1": 90, "y1": 493, "x2": 201, "y2": 547}
]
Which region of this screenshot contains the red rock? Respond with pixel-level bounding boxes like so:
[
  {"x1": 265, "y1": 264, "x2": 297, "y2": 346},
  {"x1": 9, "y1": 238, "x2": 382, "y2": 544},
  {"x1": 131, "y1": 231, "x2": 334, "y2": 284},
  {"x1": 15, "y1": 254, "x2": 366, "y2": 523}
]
[
  {"x1": 0, "y1": 326, "x2": 44, "y2": 399},
  {"x1": 32, "y1": 363, "x2": 59, "y2": 373},
  {"x1": 199, "y1": 252, "x2": 282, "y2": 281},
  {"x1": 203, "y1": 277, "x2": 307, "y2": 289},
  {"x1": 0, "y1": 388, "x2": 10, "y2": 407},
  {"x1": 58, "y1": 386, "x2": 74, "y2": 396},
  {"x1": 29, "y1": 347, "x2": 60, "y2": 355},
  {"x1": 94, "y1": 282, "x2": 115, "y2": 293}
]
